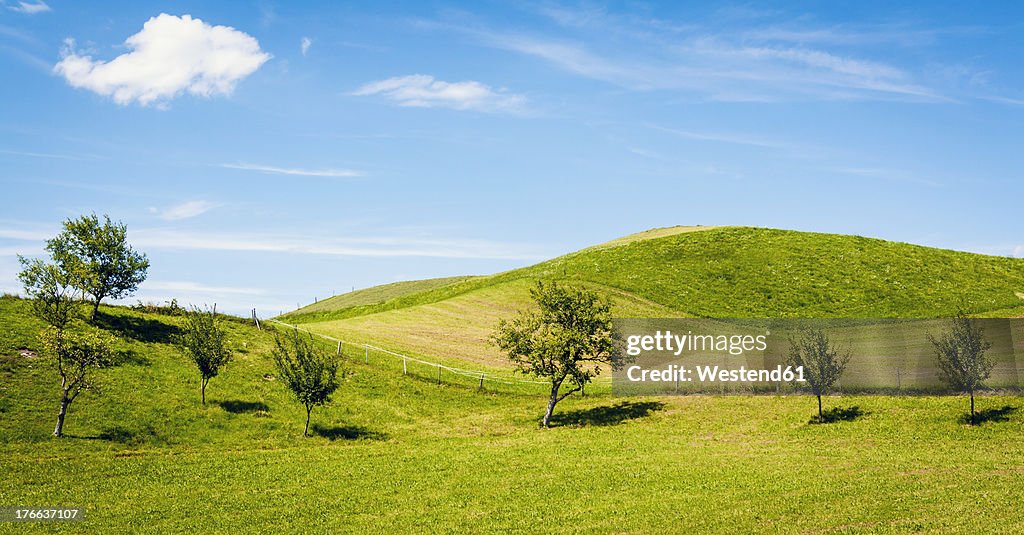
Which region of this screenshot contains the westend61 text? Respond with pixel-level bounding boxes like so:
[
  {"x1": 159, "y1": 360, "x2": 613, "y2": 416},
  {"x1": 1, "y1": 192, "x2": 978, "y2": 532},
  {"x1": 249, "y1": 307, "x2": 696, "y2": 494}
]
[{"x1": 625, "y1": 364, "x2": 805, "y2": 383}]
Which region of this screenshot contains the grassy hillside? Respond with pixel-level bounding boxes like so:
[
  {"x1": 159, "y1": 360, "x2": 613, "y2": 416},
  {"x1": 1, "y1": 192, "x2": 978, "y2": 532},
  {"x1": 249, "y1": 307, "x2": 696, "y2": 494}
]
[
  {"x1": 282, "y1": 227, "x2": 1024, "y2": 367},
  {"x1": 293, "y1": 276, "x2": 477, "y2": 315},
  {"x1": 2, "y1": 296, "x2": 1023, "y2": 532}
]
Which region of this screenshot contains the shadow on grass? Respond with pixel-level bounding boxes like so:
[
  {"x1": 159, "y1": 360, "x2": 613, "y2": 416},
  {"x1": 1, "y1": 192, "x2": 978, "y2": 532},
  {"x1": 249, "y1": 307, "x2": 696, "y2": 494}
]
[
  {"x1": 549, "y1": 400, "x2": 665, "y2": 427},
  {"x1": 68, "y1": 425, "x2": 168, "y2": 445},
  {"x1": 310, "y1": 423, "x2": 387, "y2": 441},
  {"x1": 809, "y1": 406, "x2": 867, "y2": 424},
  {"x1": 218, "y1": 400, "x2": 270, "y2": 414},
  {"x1": 962, "y1": 405, "x2": 1017, "y2": 425},
  {"x1": 114, "y1": 349, "x2": 151, "y2": 366},
  {"x1": 96, "y1": 312, "x2": 180, "y2": 344}
]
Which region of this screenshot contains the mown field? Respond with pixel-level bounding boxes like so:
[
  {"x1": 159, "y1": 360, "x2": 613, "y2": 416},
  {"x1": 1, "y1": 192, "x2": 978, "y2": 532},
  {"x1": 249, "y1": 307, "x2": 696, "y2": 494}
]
[{"x1": 2, "y1": 295, "x2": 1024, "y2": 533}]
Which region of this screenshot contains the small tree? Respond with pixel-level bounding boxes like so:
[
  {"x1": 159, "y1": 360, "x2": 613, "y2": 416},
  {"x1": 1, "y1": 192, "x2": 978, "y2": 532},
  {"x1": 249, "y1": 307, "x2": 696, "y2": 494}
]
[
  {"x1": 272, "y1": 329, "x2": 340, "y2": 436},
  {"x1": 41, "y1": 326, "x2": 116, "y2": 437},
  {"x1": 929, "y1": 313, "x2": 993, "y2": 424},
  {"x1": 491, "y1": 281, "x2": 620, "y2": 428},
  {"x1": 176, "y1": 306, "x2": 232, "y2": 404},
  {"x1": 47, "y1": 214, "x2": 149, "y2": 321},
  {"x1": 19, "y1": 255, "x2": 114, "y2": 437},
  {"x1": 787, "y1": 327, "x2": 850, "y2": 422}
]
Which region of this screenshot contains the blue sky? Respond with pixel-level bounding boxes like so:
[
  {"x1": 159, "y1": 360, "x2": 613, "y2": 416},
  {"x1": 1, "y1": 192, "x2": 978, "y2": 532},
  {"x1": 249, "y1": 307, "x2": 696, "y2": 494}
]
[{"x1": 1, "y1": 1, "x2": 1021, "y2": 315}]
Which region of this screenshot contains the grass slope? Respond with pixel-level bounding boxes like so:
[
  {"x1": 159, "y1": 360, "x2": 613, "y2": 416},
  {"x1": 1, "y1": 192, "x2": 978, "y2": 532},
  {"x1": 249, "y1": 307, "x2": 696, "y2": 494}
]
[
  {"x1": 283, "y1": 227, "x2": 1024, "y2": 368},
  {"x1": 2, "y1": 296, "x2": 1023, "y2": 533},
  {"x1": 293, "y1": 276, "x2": 477, "y2": 316}
]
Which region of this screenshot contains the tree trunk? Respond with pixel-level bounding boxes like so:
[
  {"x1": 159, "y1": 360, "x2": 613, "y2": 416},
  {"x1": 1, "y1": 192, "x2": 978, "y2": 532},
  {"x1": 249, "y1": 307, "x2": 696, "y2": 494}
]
[
  {"x1": 201, "y1": 377, "x2": 208, "y2": 405},
  {"x1": 90, "y1": 299, "x2": 100, "y2": 322},
  {"x1": 54, "y1": 393, "x2": 69, "y2": 437},
  {"x1": 542, "y1": 381, "x2": 562, "y2": 428},
  {"x1": 970, "y1": 391, "x2": 976, "y2": 425},
  {"x1": 817, "y1": 395, "x2": 823, "y2": 421},
  {"x1": 304, "y1": 406, "x2": 312, "y2": 437}
]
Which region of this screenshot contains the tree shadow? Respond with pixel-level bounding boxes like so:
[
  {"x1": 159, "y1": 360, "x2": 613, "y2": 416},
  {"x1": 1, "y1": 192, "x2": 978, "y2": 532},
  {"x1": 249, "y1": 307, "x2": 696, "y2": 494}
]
[
  {"x1": 113, "y1": 349, "x2": 150, "y2": 366},
  {"x1": 962, "y1": 405, "x2": 1017, "y2": 425},
  {"x1": 310, "y1": 423, "x2": 387, "y2": 441},
  {"x1": 218, "y1": 400, "x2": 270, "y2": 414},
  {"x1": 809, "y1": 406, "x2": 867, "y2": 424},
  {"x1": 96, "y1": 312, "x2": 180, "y2": 344},
  {"x1": 549, "y1": 400, "x2": 665, "y2": 427},
  {"x1": 89, "y1": 425, "x2": 165, "y2": 445}
]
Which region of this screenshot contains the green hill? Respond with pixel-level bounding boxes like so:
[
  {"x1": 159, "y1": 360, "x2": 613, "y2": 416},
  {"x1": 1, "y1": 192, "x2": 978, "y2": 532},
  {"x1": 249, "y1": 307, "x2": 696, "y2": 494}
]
[{"x1": 282, "y1": 226, "x2": 1024, "y2": 367}]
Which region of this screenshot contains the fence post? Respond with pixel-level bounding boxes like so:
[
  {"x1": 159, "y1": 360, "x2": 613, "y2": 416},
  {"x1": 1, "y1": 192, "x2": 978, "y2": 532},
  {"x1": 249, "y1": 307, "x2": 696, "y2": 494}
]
[
  {"x1": 479, "y1": 373, "x2": 484, "y2": 391},
  {"x1": 337, "y1": 340, "x2": 342, "y2": 356},
  {"x1": 364, "y1": 344, "x2": 369, "y2": 364},
  {"x1": 437, "y1": 364, "x2": 441, "y2": 385},
  {"x1": 403, "y1": 357, "x2": 407, "y2": 375}
]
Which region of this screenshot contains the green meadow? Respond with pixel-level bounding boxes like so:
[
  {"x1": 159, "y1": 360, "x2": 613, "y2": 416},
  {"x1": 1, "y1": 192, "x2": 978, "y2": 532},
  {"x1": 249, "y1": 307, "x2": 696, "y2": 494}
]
[{"x1": 3, "y1": 227, "x2": 1024, "y2": 533}]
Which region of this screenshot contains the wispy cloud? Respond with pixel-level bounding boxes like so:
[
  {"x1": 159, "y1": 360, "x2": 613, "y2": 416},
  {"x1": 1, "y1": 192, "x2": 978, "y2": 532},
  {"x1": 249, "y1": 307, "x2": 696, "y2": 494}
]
[
  {"x1": 830, "y1": 167, "x2": 942, "y2": 187},
  {"x1": 646, "y1": 123, "x2": 793, "y2": 150},
  {"x1": 54, "y1": 13, "x2": 270, "y2": 106},
  {"x1": 0, "y1": 148, "x2": 104, "y2": 161},
  {"x1": 7, "y1": 0, "x2": 50, "y2": 14},
  {"x1": 301, "y1": 36, "x2": 312, "y2": 56},
  {"x1": 220, "y1": 162, "x2": 363, "y2": 177},
  {"x1": 428, "y1": 10, "x2": 952, "y2": 103},
  {"x1": 0, "y1": 223, "x2": 546, "y2": 260},
  {"x1": 150, "y1": 200, "x2": 220, "y2": 221},
  {"x1": 353, "y1": 74, "x2": 526, "y2": 112},
  {"x1": 143, "y1": 280, "x2": 266, "y2": 295},
  {"x1": 0, "y1": 227, "x2": 51, "y2": 241},
  {"x1": 129, "y1": 229, "x2": 546, "y2": 260}
]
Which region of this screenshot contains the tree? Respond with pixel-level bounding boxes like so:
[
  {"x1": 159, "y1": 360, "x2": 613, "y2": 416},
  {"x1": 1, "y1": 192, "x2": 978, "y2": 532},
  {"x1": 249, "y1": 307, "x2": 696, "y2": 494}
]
[
  {"x1": 272, "y1": 329, "x2": 340, "y2": 436},
  {"x1": 491, "y1": 281, "x2": 620, "y2": 428},
  {"x1": 176, "y1": 306, "x2": 232, "y2": 404},
  {"x1": 41, "y1": 326, "x2": 116, "y2": 437},
  {"x1": 929, "y1": 313, "x2": 993, "y2": 424},
  {"x1": 787, "y1": 327, "x2": 850, "y2": 422},
  {"x1": 47, "y1": 214, "x2": 149, "y2": 321},
  {"x1": 19, "y1": 256, "x2": 115, "y2": 437}
]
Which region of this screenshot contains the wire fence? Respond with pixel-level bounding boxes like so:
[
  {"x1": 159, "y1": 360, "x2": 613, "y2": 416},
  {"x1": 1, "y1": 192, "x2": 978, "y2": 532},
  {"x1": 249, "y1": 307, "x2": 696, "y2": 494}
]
[{"x1": 266, "y1": 318, "x2": 614, "y2": 391}]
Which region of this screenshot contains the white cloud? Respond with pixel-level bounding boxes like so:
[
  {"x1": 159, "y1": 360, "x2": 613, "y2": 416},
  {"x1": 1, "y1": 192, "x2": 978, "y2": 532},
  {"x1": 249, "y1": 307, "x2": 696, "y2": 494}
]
[
  {"x1": 143, "y1": 280, "x2": 265, "y2": 295},
  {"x1": 301, "y1": 36, "x2": 312, "y2": 56},
  {"x1": 353, "y1": 74, "x2": 526, "y2": 112},
  {"x1": 7, "y1": 1, "x2": 50, "y2": 14},
  {"x1": 54, "y1": 13, "x2": 270, "y2": 106},
  {"x1": 129, "y1": 229, "x2": 546, "y2": 260},
  {"x1": 220, "y1": 162, "x2": 362, "y2": 177},
  {"x1": 150, "y1": 200, "x2": 220, "y2": 221}
]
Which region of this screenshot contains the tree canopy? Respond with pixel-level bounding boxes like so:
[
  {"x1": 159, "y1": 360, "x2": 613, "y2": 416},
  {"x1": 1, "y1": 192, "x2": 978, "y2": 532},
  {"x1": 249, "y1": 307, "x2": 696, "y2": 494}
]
[{"x1": 47, "y1": 214, "x2": 149, "y2": 321}]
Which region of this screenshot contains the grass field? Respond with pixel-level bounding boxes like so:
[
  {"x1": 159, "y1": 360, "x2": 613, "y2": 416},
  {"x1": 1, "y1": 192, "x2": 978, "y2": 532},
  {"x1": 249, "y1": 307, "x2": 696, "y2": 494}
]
[
  {"x1": 5, "y1": 227, "x2": 1024, "y2": 533},
  {"x1": 2, "y1": 295, "x2": 1024, "y2": 533}
]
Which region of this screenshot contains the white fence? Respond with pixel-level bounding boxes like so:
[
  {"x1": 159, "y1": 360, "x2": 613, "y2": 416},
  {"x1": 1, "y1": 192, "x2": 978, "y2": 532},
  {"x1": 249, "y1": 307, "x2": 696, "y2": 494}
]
[{"x1": 267, "y1": 318, "x2": 614, "y2": 389}]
